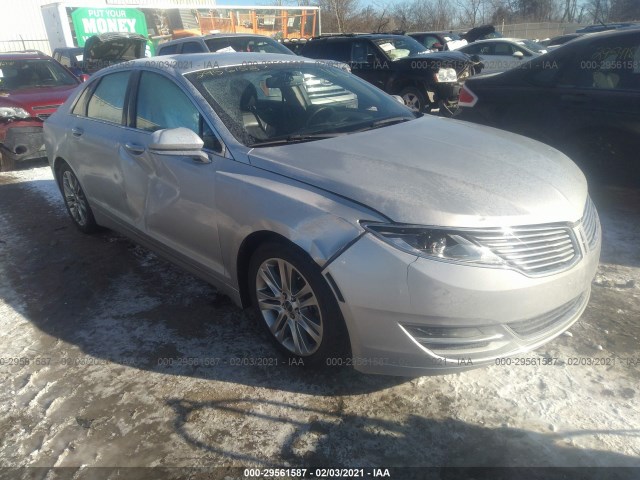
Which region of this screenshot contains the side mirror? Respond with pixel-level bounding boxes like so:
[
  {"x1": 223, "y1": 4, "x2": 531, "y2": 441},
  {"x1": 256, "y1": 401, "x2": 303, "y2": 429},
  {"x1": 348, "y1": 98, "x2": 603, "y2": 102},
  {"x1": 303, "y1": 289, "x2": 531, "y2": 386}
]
[
  {"x1": 149, "y1": 127, "x2": 210, "y2": 164},
  {"x1": 512, "y1": 51, "x2": 524, "y2": 59},
  {"x1": 366, "y1": 53, "x2": 376, "y2": 64}
]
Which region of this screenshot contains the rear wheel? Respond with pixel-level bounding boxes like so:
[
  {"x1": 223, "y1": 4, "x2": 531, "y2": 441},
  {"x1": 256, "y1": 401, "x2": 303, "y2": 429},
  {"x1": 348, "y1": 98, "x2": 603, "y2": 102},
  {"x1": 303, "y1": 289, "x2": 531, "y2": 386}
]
[
  {"x1": 248, "y1": 241, "x2": 349, "y2": 367},
  {"x1": 57, "y1": 162, "x2": 98, "y2": 233}
]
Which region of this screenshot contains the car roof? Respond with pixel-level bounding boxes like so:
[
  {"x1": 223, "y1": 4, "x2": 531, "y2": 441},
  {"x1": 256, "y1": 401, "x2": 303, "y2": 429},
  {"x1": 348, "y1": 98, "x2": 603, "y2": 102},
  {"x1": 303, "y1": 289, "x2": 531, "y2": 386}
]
[
  {"x1": 161, "y1": 33, "x2": 275, "y2": 46},
  {"x1": 97, "y1": 52, "x2": 318, "y2": 75},
  {"x1": 470, "y1": 38, "x2": 529, "y2": 43},
  {"x1": 310, "y1": 34, "x2": 403, "y2": 41},
  {"x1": 409, "y1": 32, "x2": 454, "y2": 35},
  {"x1": 0, "y1": 51, "x2": 51, "y2": 60}
]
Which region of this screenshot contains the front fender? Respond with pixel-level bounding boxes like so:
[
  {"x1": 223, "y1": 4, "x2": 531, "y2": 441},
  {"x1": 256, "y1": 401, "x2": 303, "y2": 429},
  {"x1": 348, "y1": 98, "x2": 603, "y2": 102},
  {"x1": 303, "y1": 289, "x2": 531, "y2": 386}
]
[{"x1": 215, "y1": 161, "x2": 384, "y2": 288}]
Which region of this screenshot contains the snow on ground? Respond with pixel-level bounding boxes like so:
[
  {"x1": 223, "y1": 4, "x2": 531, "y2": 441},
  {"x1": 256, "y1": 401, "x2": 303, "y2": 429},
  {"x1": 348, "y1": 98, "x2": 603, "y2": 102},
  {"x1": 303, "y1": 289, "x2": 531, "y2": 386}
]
[{"x1": 0, "y1": 165, "x2": 639, "y2": 472}]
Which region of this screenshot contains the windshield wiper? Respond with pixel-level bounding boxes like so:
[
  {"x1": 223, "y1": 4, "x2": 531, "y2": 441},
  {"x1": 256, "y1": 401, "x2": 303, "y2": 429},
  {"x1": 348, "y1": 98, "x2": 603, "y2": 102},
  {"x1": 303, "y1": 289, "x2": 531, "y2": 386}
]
[
  {"x1": 351, "y1": 116, "x2": 413, "y2": 133},
  {"x1": 251, "y1": 133, "x2": 345, "y2": 147}
]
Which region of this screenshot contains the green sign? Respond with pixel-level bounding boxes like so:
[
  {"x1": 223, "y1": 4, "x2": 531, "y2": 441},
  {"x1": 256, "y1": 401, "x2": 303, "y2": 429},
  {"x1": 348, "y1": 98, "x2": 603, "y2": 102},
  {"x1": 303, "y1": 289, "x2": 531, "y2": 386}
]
[{"x1": 71, "y1": 8, "x2": 148, "y2": 47}]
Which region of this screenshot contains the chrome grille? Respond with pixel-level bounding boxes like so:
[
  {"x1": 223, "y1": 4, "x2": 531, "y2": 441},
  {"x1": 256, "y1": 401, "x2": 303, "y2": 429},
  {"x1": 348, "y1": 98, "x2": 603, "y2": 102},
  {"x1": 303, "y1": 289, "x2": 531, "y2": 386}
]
[
  {"x1": 581, "y1": 197, "x2": 599, "y2": 251},
  {"x1": 506, "y1": 293, "x2": 586, "y2": 339},
  {"x1": 469, "y1": 226, "x2": 579, "y2": 276}
]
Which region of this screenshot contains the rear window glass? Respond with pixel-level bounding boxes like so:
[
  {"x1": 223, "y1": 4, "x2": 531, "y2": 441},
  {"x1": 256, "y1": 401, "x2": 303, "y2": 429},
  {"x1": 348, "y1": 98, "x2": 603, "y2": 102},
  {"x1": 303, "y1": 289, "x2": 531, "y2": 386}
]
[{"x1": 86, "y1": 71, "x2": 130, "y2": 124}]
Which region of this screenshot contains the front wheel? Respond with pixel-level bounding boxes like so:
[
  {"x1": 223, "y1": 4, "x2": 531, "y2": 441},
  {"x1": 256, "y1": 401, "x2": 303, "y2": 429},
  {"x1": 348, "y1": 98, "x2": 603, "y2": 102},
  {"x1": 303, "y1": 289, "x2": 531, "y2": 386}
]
[
  {"x1": 399, "y1": 87, "x2": 428, "y2": 113},
  {"x1": 248, "y1": 242, "x2": 349, "y2": 367},
  {"x1": 57, "y1": 163, "x2": 98, "y2": 233},
  {"x1": 0, "y1": 150, "x2": 16, "y2": 172}
]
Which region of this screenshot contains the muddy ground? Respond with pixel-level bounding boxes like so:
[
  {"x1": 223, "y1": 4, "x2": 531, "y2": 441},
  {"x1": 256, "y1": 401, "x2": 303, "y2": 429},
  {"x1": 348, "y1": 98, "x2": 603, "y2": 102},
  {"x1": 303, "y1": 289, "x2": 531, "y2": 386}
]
[{"x1": 0, "y1": 164, "x2": 639, "y2": 479}]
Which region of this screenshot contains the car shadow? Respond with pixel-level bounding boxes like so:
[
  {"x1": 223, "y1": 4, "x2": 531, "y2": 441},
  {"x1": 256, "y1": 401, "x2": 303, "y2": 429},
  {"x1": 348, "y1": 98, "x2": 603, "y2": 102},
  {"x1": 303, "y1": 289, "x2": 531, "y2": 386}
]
[
  {"x1": 0, "y1": 177, "x2": 408, "y2": 395},
  {"x1": 164, "y1": 397, "x2": 640, "y2": 474}
]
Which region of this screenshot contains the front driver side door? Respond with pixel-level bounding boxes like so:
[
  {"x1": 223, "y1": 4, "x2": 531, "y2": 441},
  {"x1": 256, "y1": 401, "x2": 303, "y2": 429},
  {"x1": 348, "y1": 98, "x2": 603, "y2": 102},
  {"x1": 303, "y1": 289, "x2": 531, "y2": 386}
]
[{"x1": 119, "y1": 70, "x2": 227, "y2": 278}]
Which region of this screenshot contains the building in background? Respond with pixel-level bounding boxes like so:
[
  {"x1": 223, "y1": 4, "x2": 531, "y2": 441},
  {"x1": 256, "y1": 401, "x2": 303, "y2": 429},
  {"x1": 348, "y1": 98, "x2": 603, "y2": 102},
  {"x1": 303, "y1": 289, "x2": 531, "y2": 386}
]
[{"x1": 1, "y1": 1, "x2": 321, "y2": 55}]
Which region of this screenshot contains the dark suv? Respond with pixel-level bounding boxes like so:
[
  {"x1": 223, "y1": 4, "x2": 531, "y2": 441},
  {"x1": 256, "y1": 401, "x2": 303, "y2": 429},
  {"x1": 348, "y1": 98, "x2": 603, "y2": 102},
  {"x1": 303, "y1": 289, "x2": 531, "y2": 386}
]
[
  {"x1": 457, "y1": 27, "x2": 640, "y2": 185},
  {"x1": 300, "y1": 34, "x2": 477, "y2": 113},
  {"x1": 0, "y1": 51, "x2": 80, "y2": 171}
]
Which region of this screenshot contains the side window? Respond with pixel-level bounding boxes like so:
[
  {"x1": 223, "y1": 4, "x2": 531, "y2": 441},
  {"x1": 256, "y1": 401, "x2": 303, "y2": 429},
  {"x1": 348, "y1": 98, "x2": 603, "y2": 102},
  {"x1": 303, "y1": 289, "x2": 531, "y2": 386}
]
[
  {"x1": 463, "y1": 43, "x2": 482, "y2": 54},
  {"x1": 71, "y1": 85, "x2": 91, "y2": 116},
  {"x1": 135, "y1": 72, "x2": 222, "y2": 152},
  {"x1": 351, "y1": 41, "x2": 379, "y2": 63},
  {"x1": 559, "y1": 36, "x2": 640, "y2": 91},
  {"x1": 351, "y1": 41, "x2": 368, "y2": 63},
  {"x1": 58, "y1": 54, "x2": 71, "y2": 67},
  {"x1": 181, "y1": 42, "x2": 205, "y2": 53},
  {"x1": 422, "y1": 35, "x2": 439, "y2": 49},
  {"x1": 322, "y1": 41, "x2": 351, "y2": 63},
  {"x1": 493, "y1": 42, "x2": 513, "y2": 55},
  {"x1": 86, "y1": 71, "x2": 130, "y2": 124},
  {"x1": 158, "y1": 43, "x2": 179, "y2": 55}
]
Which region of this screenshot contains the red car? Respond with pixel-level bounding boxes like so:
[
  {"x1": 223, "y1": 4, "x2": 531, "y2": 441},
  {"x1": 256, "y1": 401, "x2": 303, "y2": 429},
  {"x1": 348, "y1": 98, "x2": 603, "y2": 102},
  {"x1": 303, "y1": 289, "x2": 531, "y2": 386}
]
[{"x1": 0, "y1": 51, "x2": 80, "y2": 171}]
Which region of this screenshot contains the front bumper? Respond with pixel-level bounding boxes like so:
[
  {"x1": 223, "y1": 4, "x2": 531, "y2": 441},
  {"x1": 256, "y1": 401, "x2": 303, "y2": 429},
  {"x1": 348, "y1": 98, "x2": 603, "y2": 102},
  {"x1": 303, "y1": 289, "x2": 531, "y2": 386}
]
[
  {"x1": 0, "y1": 123, "x2": 47, "y2": 164},
  {"x1": 325, "y1": 220, "x2": 601, "y2": 376}
]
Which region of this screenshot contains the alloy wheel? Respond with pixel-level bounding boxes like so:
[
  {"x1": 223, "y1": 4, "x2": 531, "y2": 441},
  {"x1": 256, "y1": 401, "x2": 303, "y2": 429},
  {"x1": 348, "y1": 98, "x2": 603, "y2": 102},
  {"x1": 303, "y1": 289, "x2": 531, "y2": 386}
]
[
  {"x1": 62, "y1": 170, "x2": 88, "y2": 226},
  {"x1": 255, "y1": 258, "x2": 323, "y2": 356}
]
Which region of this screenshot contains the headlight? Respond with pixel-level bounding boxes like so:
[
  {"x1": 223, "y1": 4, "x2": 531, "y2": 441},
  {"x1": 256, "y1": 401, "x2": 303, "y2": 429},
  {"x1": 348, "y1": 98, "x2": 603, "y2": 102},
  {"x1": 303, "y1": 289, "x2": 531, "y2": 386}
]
[
  {"x1": 434, "y1": 67, "x2": 457, "y2": 83},
  {"x1": 361, "y1": 222, "x2": 504, "y2": 266},
  {"x1": 0, "y1": 107, "x2": 31, "y2": 119}
]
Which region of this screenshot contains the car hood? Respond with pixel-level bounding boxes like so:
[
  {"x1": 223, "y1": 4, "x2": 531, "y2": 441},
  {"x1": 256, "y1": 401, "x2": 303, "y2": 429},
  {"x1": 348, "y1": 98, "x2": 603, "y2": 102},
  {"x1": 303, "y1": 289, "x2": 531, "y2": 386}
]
[
  {"x1": 83, "y1": 33, "x2": 147, "y2": 72},
  {"x1": 0, "y1": 84, "x2": 79, "y2": 114},
  {"x1": 247, "y1": 116, "x2": 588, "y2": 228},
  {"x1": 463, "y1": 24, "x2": 497, "y2": 42}
]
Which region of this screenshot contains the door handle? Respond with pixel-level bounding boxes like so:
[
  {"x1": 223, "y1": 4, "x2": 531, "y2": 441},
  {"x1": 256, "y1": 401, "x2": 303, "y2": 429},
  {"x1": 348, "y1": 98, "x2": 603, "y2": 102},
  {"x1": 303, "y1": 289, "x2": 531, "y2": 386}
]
[
  {"x1": 124, "y1": 143, "x2": 146, "y2": 155},
  {"x1": 71, "y1": 127, "x2": 83, "y2": 137}
]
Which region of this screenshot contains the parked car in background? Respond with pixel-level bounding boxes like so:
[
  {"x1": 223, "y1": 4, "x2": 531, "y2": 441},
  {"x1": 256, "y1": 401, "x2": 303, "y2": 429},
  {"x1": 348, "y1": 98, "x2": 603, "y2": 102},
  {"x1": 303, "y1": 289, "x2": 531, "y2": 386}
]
[
  {"x1": 301, "y1": 34, "x2": 478, "y2": 114},
  {"x1": 279, "y1": 38, "x2": 309, "y2": 55},
  {"x1": 576, "y1": 22, "x2": 638, "y2": 34},
  {"x1": 408, "y1": 31, "x2": 467, "y2": 51},
  {"x1": 44, "y1": 53, "x2": 600, "y2": 375},
  {"x1": 156, "y1": 33, "x2": 293, "y2": 55},
  {"x1": 457, "y1": 28, "x2": 640, "y2": 185},
  {"x1": 0, "y1": 51, "x2": 80, "y2": 171},
  {"x1": 458, "y1": 38, "x2": 547, "y2": 74},
  {"x1": 52, "y1": 47, "x2": 84, "y2": 76},
  {"x1": 157, "y1": 33, "x2": 355, "y2": 106},
  {"x1": 82, "y1": 32, "x2": 148, "y2": 74}
]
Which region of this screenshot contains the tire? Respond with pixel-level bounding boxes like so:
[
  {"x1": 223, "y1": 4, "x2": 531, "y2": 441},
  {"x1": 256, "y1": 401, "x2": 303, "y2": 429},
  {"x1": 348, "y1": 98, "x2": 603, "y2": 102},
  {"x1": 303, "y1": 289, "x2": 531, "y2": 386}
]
[
  {"x1": 248, "y1": 241, "x2": 350, "y2": 367},
  {"x1": 399, "y1": 87, "x2": 427, "y2": 113},
  {"x1": 57, "y1": 162, "x2": 99, "y2": 233},
  {"x1": 0, "y1": 150, "x2": 16, "y2": 172}
]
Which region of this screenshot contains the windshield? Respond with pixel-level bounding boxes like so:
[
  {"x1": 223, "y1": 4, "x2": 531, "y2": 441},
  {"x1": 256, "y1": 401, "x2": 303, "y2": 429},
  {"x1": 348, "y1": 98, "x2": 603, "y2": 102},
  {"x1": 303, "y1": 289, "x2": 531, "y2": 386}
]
[
  {"x1": 205, "y1": 37, "x2": 294, "y2": 55},
  {"x1": 373, "y1": 36, "x2": 428, "y2": 60},
  {"x1": 517, "y1": 39, "x2": 547, "y2": 53},
  {"x1": 0, "y1": 59, "x2": 78, "y2": 91},
  {"x1": 186, "y1": 63, "x2": 416, "y2": 147}
]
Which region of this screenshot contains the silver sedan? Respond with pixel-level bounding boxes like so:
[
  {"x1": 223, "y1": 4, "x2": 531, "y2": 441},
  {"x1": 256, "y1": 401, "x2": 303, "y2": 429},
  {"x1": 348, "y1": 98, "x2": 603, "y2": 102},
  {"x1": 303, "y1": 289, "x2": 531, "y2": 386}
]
[{"x1": 44, "y1": 53, "x2": 600, "y2": 375}]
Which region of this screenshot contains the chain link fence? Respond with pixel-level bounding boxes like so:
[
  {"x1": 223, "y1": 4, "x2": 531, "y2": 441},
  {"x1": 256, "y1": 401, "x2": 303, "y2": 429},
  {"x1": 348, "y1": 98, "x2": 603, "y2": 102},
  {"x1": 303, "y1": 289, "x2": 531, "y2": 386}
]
[{"x1": 457, "y1": 22, "x2": 590, "y2": 41}]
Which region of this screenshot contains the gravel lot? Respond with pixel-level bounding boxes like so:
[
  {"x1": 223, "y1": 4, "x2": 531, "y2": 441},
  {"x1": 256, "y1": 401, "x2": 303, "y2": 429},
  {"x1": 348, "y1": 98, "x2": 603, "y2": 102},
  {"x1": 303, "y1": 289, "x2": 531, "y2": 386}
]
[{"x1": 0, "y1": 164, "x2": 639, "y2": 479}]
